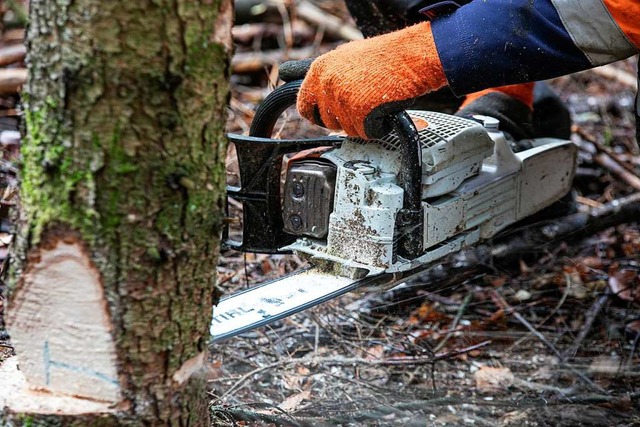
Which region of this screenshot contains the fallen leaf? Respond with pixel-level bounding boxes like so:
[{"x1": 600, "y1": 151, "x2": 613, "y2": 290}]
[
  {"x1": 608, "y1": 265, "x2": 640, "y2": 302},
  {"x1": 625, "y1": 319, "x2": 640, "y2": 337},
  {"x1": 279, "y1": 390, "x2": 311, "y2": 412},
  {"x1": 488, "y1": 275, "x2": 507, "y2": 287},
  {"x1": 579, "y1": 256, "x2": 605, "y2": 269},
  {"x1": 409, "y1": 302, "x2": 451, "y2": 325},
  {"x1": 474, "y1": 366, "x2": 514, "y2": 393},
  {"x1": 261, "y1": 259, "x2": 272, "y2": 274},
  {"x1": 363, "y1": 344, "x2": 384, "y2": 361},
  {"x1": 500, "y1": 410, "x2": 529, "y2": 426},
  {"x1": 296, "y1": 366, "x2": 310, "y2": 376},
  {"x1": 514, "y1": 289, "x2": 531, "y2": 301}
]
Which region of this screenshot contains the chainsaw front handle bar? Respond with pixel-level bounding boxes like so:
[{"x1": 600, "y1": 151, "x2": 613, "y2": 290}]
[{"x1": 249, "y1": 80, "x2": 424, "y2": 258}]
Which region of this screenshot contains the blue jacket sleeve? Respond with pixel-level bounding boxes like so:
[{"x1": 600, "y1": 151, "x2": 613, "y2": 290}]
[{"x1": 431, "y1": 0, "x2": 592, "y2": 94}]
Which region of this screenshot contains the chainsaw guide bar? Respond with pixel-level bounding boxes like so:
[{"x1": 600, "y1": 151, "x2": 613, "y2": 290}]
[{"x1": 211, "y1": 269, "x2": 372, "y2": 343}]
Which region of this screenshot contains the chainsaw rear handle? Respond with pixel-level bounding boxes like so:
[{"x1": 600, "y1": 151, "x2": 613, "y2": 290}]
[{"x1": 248, "y1": 79, "x2": 424, "y2": 258}]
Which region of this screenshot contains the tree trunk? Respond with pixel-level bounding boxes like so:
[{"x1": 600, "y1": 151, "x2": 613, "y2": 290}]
[{"x1": 0, "y1": 0, "x2": 232, "y2": 425}]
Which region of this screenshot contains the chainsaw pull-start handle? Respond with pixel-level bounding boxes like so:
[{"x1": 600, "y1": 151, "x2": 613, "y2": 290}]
[{"x1": 248, "y1": 78, "x2": 423, "y2": 258}]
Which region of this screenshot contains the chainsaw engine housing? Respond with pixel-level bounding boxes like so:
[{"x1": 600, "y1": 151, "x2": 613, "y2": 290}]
[{"x1": 282, "y1": 111, "x2": 576, "y2": 276}]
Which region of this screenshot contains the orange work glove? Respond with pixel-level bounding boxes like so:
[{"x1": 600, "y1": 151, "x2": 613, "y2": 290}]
[
  {"x1": 297, "y1": 22, "x2": 447, "y2": 139},
  {"x1": 457, "y1": 83, "x2": 535, "y2": 140}
]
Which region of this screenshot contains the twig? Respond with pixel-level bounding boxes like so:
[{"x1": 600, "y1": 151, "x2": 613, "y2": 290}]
[
  {"x1": 491, "y1": 290, "x2": 608, "y2": 394},
  {"x1": 491, "y1": 192, "x2": 640, "y2": 261},
  {"x1": 594, "y1": 152, "x2": 640, "y2": 191},
  {"x1": 563, "y1": 290, "x2": 610, "y2": 358},
  {"x1": 275, "y1": 1, "x2": 293, "y2": 51},
  {"x1": 232, "y1": 22, "x2": 314, "y2": 45},
  {"x1": 218, "y1": 341, "x2": 490, "y2": 399},
  {"x1": 433, "y1": 292, "x2": 473, "y2": 353},
  {"x1": 491, "y1": 292, "x2": 564, "y2": 361},
  {"x1": 219, "y1": 359, "x2": 290, "y2": 400},
  {"x1": 575, "y1": 126, "x2": 640, "y2": 188},
  {"x1": 212, "y1": 402, "x2": 303, "y2": 427},
  {"x1": 295, "y1": 1, "x2": 363, "y2": 41},
  {"x1": 626, "y1": 331, "x2": 640, "y2": 369},
  {"x1": 507, "y1": 273, "x2": 573, "y2": 352},
  {"x1": 0, "y1": 44, "x2": 26, "y2": 67},
  {"x1": 590, "y1": 64, "x2": 638, "y2": 90},
  {"x1": 232, "y1": 47, "x2": 317, "y2": 74}
]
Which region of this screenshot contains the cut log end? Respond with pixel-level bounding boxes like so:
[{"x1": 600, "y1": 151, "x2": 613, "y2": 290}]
[{"x1": 6, "y1": 238, "x2": 122, "y2": 405}]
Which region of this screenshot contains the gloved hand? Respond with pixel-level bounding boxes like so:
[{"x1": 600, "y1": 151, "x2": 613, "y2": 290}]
[
  {"x1": 457, "y1": 83, "x2": 535, "y2": 141},
  {"x1": 297, "y1": 22, "x2": 447, "y2": 139}
]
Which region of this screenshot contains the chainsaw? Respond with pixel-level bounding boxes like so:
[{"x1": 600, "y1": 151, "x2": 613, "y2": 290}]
[{"x1": 211, "y1": 80, "x2": 577, "y2": 342}]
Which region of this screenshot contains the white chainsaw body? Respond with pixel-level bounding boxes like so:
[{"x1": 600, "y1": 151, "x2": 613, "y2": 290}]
[
  {"x1": 283, "y1": 111, "x2": 577, "y2": 276},
  {"x1": 213, "y1": 109, "x2": 578, "y2": 341}
]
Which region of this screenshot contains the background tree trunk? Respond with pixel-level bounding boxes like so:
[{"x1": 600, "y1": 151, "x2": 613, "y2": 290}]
[{"x1": 0, "y1": 0, "x2": 232, "y2": 424}]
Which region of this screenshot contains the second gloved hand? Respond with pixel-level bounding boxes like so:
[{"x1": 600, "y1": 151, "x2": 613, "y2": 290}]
[{"x1": 297, "y1": 21, "x2": 447, "y2": 139}]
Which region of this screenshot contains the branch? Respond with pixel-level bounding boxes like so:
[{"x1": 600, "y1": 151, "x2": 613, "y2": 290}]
[
  {"x1": 232, "y1": 47, "x2": 317, "y2": 74},
  {"x1": 295, "y1": 1, "x2": 363, "y2": 41}
]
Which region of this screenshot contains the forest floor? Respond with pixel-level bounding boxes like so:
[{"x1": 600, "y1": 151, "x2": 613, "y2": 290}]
[{"x1": 1, "y1": 1, "x2": 640, "y2": 426}]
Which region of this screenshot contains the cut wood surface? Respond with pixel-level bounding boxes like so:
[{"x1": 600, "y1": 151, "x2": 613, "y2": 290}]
[
  {"x1": 0, "y1": 358, "x2": 115, "y2": 414},
  {"x1": 7, "y1": 240, "x2": 121, "y2": 403}
]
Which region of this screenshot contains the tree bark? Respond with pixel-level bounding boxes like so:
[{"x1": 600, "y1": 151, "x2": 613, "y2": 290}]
[{"x1": 0, "y1": 0, "x2": 232, "y2": 425}]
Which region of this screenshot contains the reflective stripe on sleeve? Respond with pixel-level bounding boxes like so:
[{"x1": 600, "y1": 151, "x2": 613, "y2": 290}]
[{"x1": 550, "y1": 0, "x2": 637, "y2": 65}]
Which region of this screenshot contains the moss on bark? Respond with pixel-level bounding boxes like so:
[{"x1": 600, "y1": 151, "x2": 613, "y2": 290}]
[{"x1": 6, "y1": 0, "x2": 232, "y2": 424}]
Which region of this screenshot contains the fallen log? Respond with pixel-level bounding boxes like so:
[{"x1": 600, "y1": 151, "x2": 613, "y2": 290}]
[
  {"x1": 0, "y1": 44, "x2": 26, "y2": 67},
  {"x1": 0, "y1": 68, "x2": 26, "y2": 95}
]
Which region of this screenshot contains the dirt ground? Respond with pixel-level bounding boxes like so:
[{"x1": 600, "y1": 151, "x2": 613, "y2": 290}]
[{"x1": 1, "y1": 1, "x2": 640, "y2": 426}]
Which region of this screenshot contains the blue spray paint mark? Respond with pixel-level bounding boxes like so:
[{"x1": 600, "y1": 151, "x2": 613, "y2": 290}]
[
  {"x1": 43, "y1": 340, "x2": 51, "y2": 385},
  {"x1": 43, "y1": 341, "x2": 119, "y2": 387}
]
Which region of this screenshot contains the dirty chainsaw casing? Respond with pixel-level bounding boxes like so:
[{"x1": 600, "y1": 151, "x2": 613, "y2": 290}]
[
  {"x1": 224, "y1": 83, "x2": 577, "y2": 277},
  {"x1": 215, "y1": 81, "x2": 577, "y2": 341},
  {"x1": 281, "y1": 111, "x2": 576, "y2": 277}
]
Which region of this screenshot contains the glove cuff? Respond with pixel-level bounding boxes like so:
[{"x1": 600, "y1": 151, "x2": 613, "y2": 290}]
[{"x1": 460, "y1": 83, "x2": 535, "y2": 111}]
